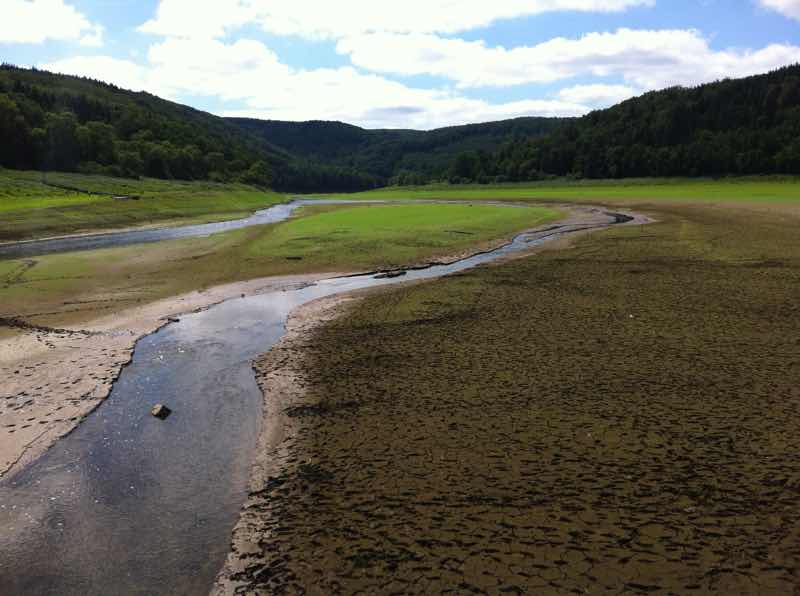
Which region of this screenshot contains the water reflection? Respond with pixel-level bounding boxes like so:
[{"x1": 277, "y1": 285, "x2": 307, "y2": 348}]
[
  {"x1": 0, "y1": 199, "x2": 370, "y2": 259},
  {"x1": 0, "y1": 211, "x2": 622, "y2": 595}
]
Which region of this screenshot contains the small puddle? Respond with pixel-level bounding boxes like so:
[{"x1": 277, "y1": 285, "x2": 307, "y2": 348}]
[{"x1": 0, "y1": 206, "x2": 632, "y2": 595}]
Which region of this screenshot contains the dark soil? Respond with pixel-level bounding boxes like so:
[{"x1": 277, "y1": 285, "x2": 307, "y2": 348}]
[{"x1": 237, "y1": 203, "x2": 800, "y2": 594}]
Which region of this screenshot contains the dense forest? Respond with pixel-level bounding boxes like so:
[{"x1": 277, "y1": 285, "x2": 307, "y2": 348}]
[
  {"x1": 231, "y1": 117, "x2": 565, "y2": 184},
  {"x1": 0, "y1": 64, "x2": 380, "y2": 192},
  {"x1": 444, "y1": 64, "x2": 800, "y2": 183},
  {"x1": 0, "y1": 64, "x2": 557, "y2": 191},
  {"x1": 1, "y1": 63, "x2": 798, "y2": 191}
]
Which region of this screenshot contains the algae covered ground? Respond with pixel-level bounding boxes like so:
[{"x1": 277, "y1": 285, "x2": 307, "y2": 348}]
[
  {"x1": 0, "y1": 202, "x2": 559, "y2": 329},
  {"x1": 0, "y1": 169, "x2": 284, "y2": 242},
  {"x1": 235, "y1": 199, "x2": 800, "y2": 594},
  {"x1": 323, "y1": 176, "x2": 800, "y2": 204}
]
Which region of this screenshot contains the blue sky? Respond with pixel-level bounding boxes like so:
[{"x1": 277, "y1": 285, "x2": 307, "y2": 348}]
[{"x1": 2, "y1": 0, "x2": 799, "y2": 129}]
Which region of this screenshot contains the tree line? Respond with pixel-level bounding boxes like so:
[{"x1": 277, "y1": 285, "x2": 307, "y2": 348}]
[
  {"x1": 230, "y1": 116, "x2": 564, "y2": 181},
  {"x1": 443, "y1": 64, "x2": 800, "y2": 184},
  {"x1": 0, "y1": 65, "x2": 380, "y2": 192},
  {"x1": 2, "y1": 63, "x2": 798, "y2": 191}
]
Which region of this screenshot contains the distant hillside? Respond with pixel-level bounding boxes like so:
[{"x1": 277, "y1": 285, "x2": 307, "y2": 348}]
[
  {"x1": 1, "y1": 63, "x2": 798, "y2": 192},
  {"x1": 447, "y1": 64, "x2": 800, "y2": 183},
  {"x1": 0, "y1": 64, "x2": 564, "y2": 191},
  {"x1": 0, "y1": 65, "x2": 380, "y2": 192},
  {"x1": 230, "y1": 117, "x2": 566, "y2": 183}
]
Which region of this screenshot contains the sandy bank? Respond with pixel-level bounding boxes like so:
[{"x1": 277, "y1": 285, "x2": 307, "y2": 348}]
[
  {"x1": 0, "y1": 203, "x2": 600, "y2": 481},
  {"x1": 0, "y1": 272, "x2": 344, "y2": 480}
]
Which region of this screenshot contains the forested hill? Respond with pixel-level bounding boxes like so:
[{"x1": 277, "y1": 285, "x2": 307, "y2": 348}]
[
  {"x1": 1, "y1": 63, "x2": 798, "y2": 191},
  {"x1": 229, "y1": 117, "x2": 565, "y2": 184},
  {"x1": 0, "y1": 64, "x2": 561, "y2": 190},
  {"x1": 0, "y1": 64, "x2": 381, "y2": 192},
  {"x1": 446, "y1": 64, "x2": 800, "y2": 183}
]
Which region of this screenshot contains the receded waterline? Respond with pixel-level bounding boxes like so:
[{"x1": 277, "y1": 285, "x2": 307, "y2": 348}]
[
  {"x1": 0, "y1": 207, "x2": 630, "y2": 596},
  {"x1": 0, "y1": 198, "x2": 534, "y2": 260}
]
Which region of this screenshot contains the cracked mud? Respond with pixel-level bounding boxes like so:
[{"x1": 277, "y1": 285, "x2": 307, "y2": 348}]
[{"x1": 217, "y1": 203, "x2": 800, "y2": 595}]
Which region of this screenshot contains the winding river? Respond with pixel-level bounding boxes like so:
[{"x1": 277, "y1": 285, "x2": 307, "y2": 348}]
[
  {"x1": 0, "y1": 199, "x2": 373, "y2": 259},
  {"x1": 0, "y1": 201, "x2": 633, "y2": 595}
]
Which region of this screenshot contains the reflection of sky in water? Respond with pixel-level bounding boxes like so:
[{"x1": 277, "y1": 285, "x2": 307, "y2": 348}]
[
  {"x1": 0, "y1": 198, "x2": 535, "y2": 260},
  {"x1": 0, "y1": 199, "x2": 372, "y2": 259},
  {"x1": 0, "y1": 208, "x2": 615, "y2": 595}
]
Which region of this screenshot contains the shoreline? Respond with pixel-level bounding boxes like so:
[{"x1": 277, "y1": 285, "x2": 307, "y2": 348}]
[
  {"x1": 0, "y1": 271, "x2": 346, "y2": 480},
  {"x1": 0, "y1": 195, "x2": 291, "y2": 248},
  {"x1": 211, "y1": 207, "x2": 650, "y2": 594},
  {"x1": 0, "y1": 204, "x2": 572, "y2": 481},
  {"x1": 211, "y1": 292, "x2": 355, "y2": 595},
  {"x1": 0, "y1": 205, "x2": 649, "y2": 591},
  {"x1": 0, "y1": 197, "x2": 530, "y2": 249}
]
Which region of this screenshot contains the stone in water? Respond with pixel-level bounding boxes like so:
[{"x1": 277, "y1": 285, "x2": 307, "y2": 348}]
[{"x1": 151, "y1": 404, "x2": 172, "y2": 420}]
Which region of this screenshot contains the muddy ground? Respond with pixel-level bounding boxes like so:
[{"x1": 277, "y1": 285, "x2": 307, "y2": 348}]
[{"x1": 218, "y1": 202, "x2": 800, "y2": 595}]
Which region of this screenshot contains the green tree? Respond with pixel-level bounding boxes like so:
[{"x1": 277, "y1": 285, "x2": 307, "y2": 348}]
[
  {"x1": 118, "y1": 150, "x2": 144, "y2": 177},
  {"x1": 240, "y1": 160, "x2": 273, "y2": 186},
  {"x1": 450, "y1": 152, "x2": 479, "y2": 182},
  {"x1": 0, "y1": 93, "x2": 31, "y2": 168},
  {"x1": 45, "y1": 111, "x2": 81, "y2": 171}
]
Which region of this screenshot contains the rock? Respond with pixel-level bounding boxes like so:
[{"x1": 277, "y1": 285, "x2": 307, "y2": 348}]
[
  {"x1": 151, "y1": 404, "x2": 172, "y2": 420},
  {"x1": 375, "y1": 271, "x2": 407, "y2": 279},
  {"x1": 167, "y1": 316, "x2": 180, "y2": 323}
]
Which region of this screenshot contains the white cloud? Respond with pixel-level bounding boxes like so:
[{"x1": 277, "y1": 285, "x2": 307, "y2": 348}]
[
  {"x1": 337, "y1": 29, "x2": 800, "y2": 90},
  {"x1": 41, "y1": 39, "x2": 590, "y2": 129},
  {"x1": 138, "y1": 1, "x2": 254, "y2": 39},
  {"x1": 557, "y1": 84, "x2": 639, "y2": 107},
  {"x1": 42, "y1": 2, "x2": 800, "y2": 131},
  {"x1": 79, "y1": 24, "x2": 105, "y2": 47},
  {"x1": 231, "y1": 67, "x2": 588, "y2": 128},
  {"x1": 42, "y1": 38, "x2": 287, "y2": 100},
  {"x1": 138, "y1": 0, "x2": 653, "y2": 39},
  {"x1": 41, "y1": 55, "x2": 154, "y2": 93},
  {"x1": 758, "y1": 0, "x2": 800, "y2": 20},
  {"x1": 0, "y1": 0, "x2": 103, "y2": 45},
  {"x1": 146, "y1": 38, "x2": 289, "y2": 100}
]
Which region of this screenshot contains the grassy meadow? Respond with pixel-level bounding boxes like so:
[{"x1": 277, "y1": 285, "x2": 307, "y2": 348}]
[
  {"x1": 0, "y1": 169, "x2": 285, "y2": 242},
  {"x1": 322, "y1": 176, "x2": 800, "y2": 205},
  {"x1": 0, "y1": 202, "x2": 559, "y2": 329}
]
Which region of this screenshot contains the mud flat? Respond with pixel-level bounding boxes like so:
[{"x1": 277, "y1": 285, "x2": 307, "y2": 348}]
[
  {"x1": 0, "y1": 207, "x2": 640, "y2": 596},
  {"x1": 213, "y1": 208, "x2": 649, "y2": 595},
  {"x1": 0, "y1": 204, "x2": 612, "y2": 482},
  {"x1": 214, "y1": 202, "x2": 800, "y2": 595}
]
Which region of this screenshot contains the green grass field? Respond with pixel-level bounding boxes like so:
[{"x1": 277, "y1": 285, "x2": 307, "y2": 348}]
[
  {"x1": 5, "y1": 173, "x2": 799, "y2": 244},
  {"x1": 320, "y1": 176, "x2": 800, "y2": 204},
  {"x1": 0, "y1": 169, "x2": 285, "y2": 241},
  {"x1": 0, "y1": 202, "x2": 559, "y2": 328},
  {"x1": 247, "y1": 203, "x2": 557, "y2": 268}
]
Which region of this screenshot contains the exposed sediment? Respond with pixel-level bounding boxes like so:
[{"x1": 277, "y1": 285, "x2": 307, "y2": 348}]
[
  {"x1": 213, "y1": 208, "x2": 650, "y2": 595},
  {"x1": 214, "y1": 203, "x2": 800, "y2": 594},
  {"x1": 0, "y1": 273, "x2": 339, "y2": 480},
  {"x1": 212, "y1": 293, "x2": 358, "y2": 595},
  {"x1": 0, "y1": 204, "x2": 618, "y2": 481}
]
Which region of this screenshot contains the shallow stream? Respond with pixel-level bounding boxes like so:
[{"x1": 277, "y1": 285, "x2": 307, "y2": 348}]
[
  {"x1": 0, "y1": 204, "x2": 631, "y2": 595},
  {"x1": 0, "y1": 199, "x2": 362, "y2": 259}
]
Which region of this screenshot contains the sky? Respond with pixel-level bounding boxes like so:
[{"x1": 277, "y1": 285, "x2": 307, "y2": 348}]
[{"x1": 1, "y1": 0, "x2": 799, "y2": 129}]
